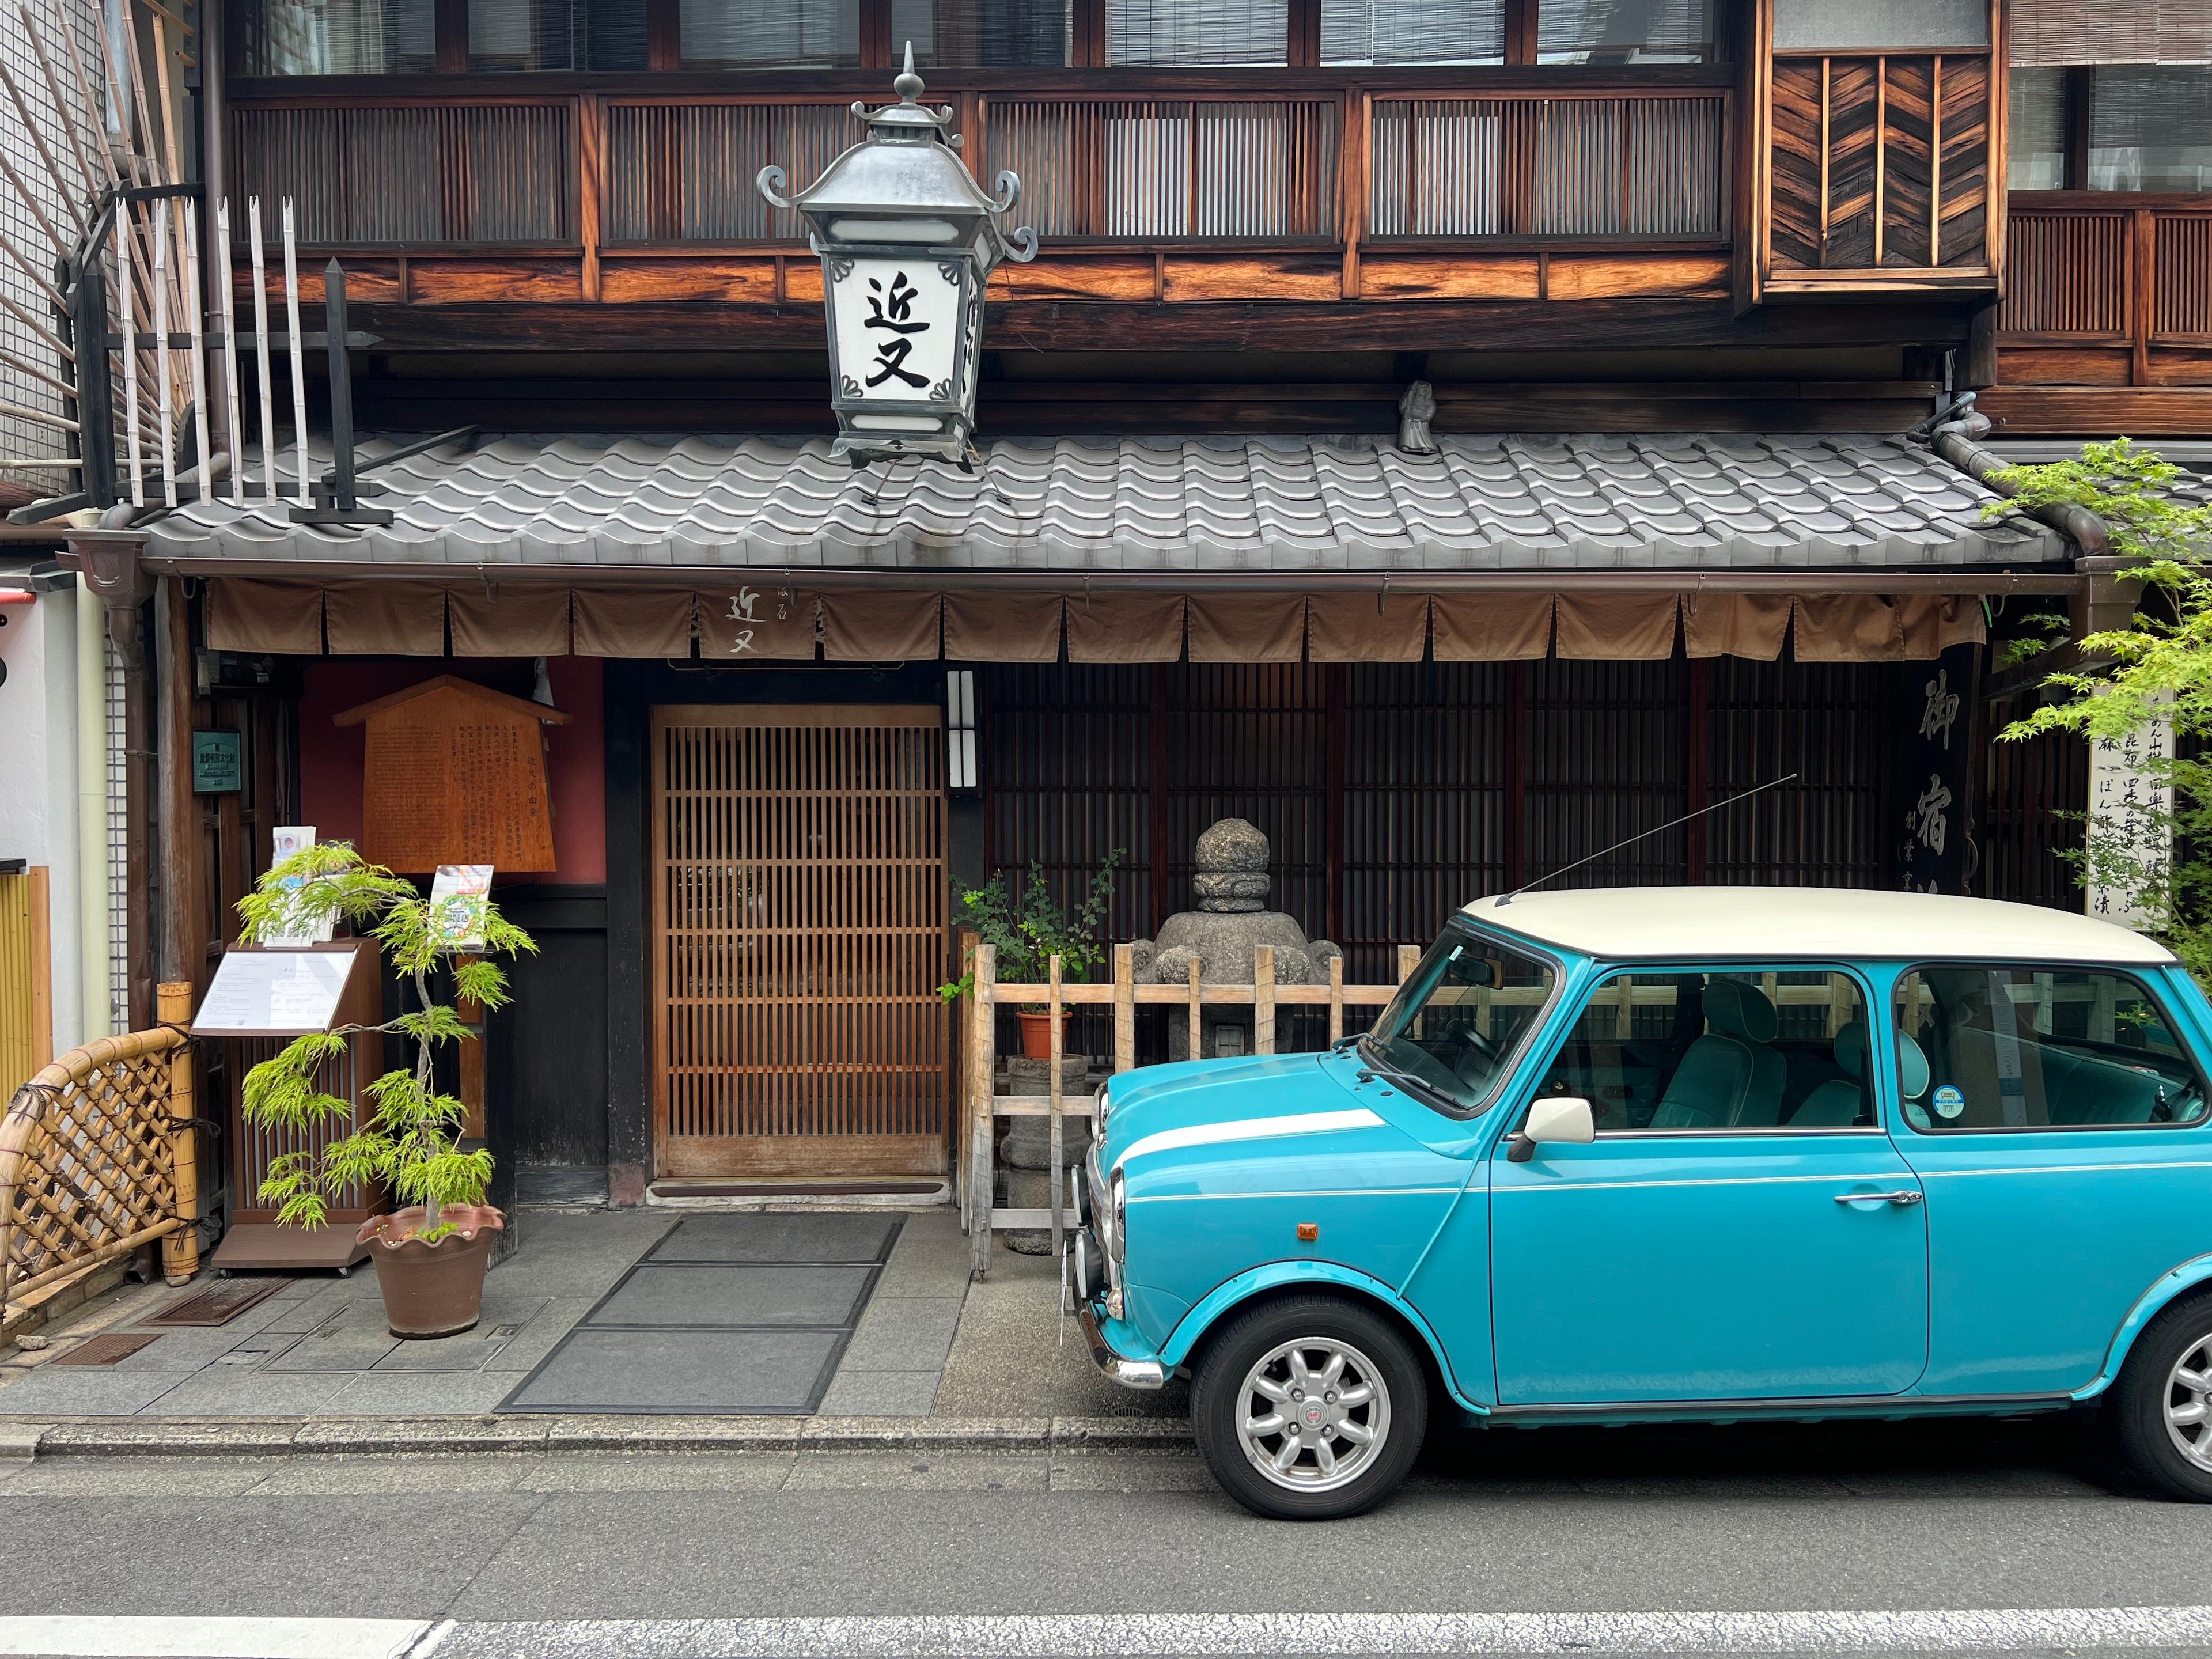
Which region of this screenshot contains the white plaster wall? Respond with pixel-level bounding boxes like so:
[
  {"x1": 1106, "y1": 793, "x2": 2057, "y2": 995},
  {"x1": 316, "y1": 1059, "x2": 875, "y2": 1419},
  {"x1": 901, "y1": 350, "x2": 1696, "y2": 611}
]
[{"x1": 0, "y1": 581, "x2": 86, "y2": 1055}]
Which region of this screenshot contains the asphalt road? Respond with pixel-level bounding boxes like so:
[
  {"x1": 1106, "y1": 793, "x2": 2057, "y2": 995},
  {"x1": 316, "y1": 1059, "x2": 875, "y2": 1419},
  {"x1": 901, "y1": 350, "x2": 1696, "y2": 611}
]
[{"x1": 8, "y1": 1413, "x2": 2212, "y2": 1658}]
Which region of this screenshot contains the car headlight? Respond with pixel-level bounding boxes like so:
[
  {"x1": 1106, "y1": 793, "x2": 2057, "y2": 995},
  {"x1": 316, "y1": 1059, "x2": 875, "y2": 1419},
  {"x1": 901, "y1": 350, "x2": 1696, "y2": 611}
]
[{"x1": 1108, "y1": 1170, "x2": 1126, "y2": 1264}]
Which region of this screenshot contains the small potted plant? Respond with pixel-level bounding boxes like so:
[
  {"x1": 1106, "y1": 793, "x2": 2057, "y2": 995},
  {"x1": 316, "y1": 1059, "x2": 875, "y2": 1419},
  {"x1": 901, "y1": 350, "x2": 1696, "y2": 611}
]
[
  {"x1": 236, "y1": 843, "x2": 534, "y2": 1338},
  {"x1": 941, "y1": 851, "x2": 1123, "y2": 1059}
]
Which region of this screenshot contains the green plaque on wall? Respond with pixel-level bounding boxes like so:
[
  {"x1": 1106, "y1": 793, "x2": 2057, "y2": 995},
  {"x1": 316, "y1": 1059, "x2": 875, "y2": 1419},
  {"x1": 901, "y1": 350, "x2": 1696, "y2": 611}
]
[{"x1": 192, "y1": 729, "x2": 243, "y2": 793}]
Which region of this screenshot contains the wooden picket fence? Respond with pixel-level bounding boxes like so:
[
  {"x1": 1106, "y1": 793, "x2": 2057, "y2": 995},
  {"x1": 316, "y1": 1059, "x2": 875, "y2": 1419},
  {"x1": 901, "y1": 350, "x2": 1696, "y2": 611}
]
[
  {"x1": 959, "y1": 940, "x2": 1419, "y2": 1276},
  {"x1": 1, "y1": 984, "x2": 203, "y2": 1336}
]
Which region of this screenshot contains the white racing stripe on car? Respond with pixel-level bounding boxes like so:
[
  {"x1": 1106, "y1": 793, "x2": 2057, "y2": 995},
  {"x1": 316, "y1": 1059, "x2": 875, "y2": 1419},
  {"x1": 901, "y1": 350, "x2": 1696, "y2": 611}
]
[
  {"x1": 1111, "y1": 1108, "x2": 1386, "y2": 1174},
  {"x1": 410, "y1": 1605, "x2": 2212, "y2": 1657},
  {"x1": 0, "y1": 1615, "x2": 437, "y2": 1658}
]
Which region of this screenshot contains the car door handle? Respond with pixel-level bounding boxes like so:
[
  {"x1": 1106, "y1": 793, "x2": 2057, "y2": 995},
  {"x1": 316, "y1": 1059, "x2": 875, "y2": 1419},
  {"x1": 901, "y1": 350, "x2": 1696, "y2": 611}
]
[{"x1": 1834, "y1": 1189, "x2": 1923, "y2": 1206}]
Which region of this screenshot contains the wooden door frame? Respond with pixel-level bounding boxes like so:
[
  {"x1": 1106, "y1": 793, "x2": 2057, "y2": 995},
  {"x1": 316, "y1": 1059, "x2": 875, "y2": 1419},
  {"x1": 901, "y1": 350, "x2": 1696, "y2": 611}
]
[{"x1": 647, "y1": 702, "x2": 950, "y2": 1181}]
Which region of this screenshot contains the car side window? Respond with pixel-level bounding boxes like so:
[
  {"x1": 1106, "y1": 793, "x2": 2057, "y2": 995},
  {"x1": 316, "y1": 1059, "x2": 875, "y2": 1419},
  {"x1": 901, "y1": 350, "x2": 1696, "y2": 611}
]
[
  {"x1": 1532, "y1": 969, "x2": 1872, "y2": 1132},
  {"x1": 1892, "y1": 965, "x2": 2211, "y2": 1131}
]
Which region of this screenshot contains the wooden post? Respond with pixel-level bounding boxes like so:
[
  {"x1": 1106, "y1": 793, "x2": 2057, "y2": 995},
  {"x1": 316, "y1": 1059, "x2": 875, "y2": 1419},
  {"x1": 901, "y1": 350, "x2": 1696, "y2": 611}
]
[
  {"x1": 1186, "y1": 952, "x2": 1202, "y2": 1059},
  {"x1": 1254, "y1": 944, "x2": 1277, "y2": 1058},
  {"x1": 968, "y1": 941, "x2": 995, "y2": 1278},
  {"x1": 1397, "y1": 944, "x2": 1422, "y2": 985},
  {"x1": 1327, "y1": 953, "x2": 1344, "y2": 1047},
  {"x1": 156, "y1": 980, "x2": 199, "y2": 1283},
  {"x1": 1048, "y1": 952, "x2": 1064, "y2": 1262},
  {"x1": 1112, "y1": 942, "x2": 1135, "y2": 1074},
  {"x1": 955, "y1": 930, "x2": 975, "y2": 1230}
]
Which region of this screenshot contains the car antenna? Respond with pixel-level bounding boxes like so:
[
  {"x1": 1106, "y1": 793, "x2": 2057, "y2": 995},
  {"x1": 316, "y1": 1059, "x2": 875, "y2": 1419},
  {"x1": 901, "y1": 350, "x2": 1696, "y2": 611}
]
[{"x1": 1490, "y1": 773, "x2": 1800, "y2": 906}]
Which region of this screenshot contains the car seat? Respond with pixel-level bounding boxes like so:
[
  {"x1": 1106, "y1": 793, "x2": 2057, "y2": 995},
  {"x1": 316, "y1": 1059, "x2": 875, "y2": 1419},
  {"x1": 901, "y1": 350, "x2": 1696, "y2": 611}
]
[
  {"x1": 1650, "y1": 978, "x2": 1787, "y2": 1130},
  {"x1": 1791, "y1": 1020, "x2": 1868, "y2": 1127}
]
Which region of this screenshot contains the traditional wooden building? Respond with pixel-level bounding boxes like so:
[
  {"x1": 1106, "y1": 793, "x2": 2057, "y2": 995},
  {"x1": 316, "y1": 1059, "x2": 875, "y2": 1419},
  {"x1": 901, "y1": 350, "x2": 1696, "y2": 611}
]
[{"x1": 14, "y1": 0, "x2": 2211, "y2": 1207}]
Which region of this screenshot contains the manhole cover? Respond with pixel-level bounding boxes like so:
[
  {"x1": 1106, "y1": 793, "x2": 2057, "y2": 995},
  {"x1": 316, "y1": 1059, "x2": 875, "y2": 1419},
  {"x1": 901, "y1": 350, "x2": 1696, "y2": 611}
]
[
  {"x1": 143, "y1": 1278, "x2": 290, "y2": 1328},
  {"x1": 52, "y1": 1331, "x2": 161, "y2": 1366}
]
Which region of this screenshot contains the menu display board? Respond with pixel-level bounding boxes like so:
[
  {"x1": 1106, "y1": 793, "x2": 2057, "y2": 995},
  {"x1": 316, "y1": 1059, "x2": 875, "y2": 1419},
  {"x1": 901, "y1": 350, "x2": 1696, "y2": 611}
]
[{"x1": 191, "y1": 943, "x2": 370, "y2": 1036}]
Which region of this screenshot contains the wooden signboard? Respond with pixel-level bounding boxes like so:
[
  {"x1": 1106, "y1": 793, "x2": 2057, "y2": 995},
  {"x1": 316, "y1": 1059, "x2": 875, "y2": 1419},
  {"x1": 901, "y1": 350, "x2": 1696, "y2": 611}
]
[
  {"x1": 334, "y1": 676, "x2": 570, "y2": 874},
  {"x1": 194, "y1": 940, "x2": 388, "y2": 1272}
]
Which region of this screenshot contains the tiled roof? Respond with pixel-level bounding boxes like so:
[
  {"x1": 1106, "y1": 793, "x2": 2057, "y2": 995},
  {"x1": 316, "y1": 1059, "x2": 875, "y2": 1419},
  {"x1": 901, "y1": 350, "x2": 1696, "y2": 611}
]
[{"x1": 145, "y1": 433, "x2": 2070, "y2": 571}]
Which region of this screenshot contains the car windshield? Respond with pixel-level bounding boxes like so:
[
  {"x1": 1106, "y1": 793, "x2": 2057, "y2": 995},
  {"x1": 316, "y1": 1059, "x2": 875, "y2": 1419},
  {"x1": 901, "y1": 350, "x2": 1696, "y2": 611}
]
[{"x1": 1361, "y1": 923, "x2": 1556, "y2": 1115}]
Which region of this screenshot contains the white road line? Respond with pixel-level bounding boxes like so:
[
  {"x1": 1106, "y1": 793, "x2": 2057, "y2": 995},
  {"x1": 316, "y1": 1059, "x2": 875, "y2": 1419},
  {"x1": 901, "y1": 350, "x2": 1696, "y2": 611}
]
[
  {"x1": 0, "y1": 1615, "x2": 434, "y2": 1658},
  {"x1": 412, "y1": 1606, "x2": 2212, "y2": 1657},
  {"x1": 24, "y1": 1608, "x2": 2212, "y2": 1659}
]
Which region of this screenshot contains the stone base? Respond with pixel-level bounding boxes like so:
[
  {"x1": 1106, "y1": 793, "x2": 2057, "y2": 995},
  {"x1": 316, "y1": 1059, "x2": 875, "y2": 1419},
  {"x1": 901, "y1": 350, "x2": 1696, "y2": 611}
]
[
  {"x1": 1002, "y1": 1168, "x2": 1075, "y2": 1255},
  {"x1": 1002, "y1": 1054, "x2": 1090, "y2": 1096},
  {"x1": 1002, "y1": 1112, "x2": 1094, "y2": 1171}
]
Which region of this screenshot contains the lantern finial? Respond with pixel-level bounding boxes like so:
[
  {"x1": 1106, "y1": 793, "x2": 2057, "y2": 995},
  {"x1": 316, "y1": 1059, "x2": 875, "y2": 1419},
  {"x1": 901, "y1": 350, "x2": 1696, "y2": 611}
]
[{"x1": 893, "y1": 40, "x2": 923, "y2": 103}]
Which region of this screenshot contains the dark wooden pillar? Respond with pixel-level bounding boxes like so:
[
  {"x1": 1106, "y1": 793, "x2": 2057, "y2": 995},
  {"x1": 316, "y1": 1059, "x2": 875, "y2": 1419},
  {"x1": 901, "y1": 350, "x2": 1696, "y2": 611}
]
[
  {"x1": 156, "y1": 578, "x2": 204, "y2": 993},
  {"x1": 1503, "y1": 661, "x2": 1527, "y2": 891},
  {"x1": 1148, "y1": 665, "x2": 1170, "y2": 930},
  {"x1": 602, "y1": 657, "x2": 650, "y2": 1206},
  {"x1": 1685, "y1": 656, "x2": 1711, "y2": 885},
  {"x1": 1323, "y1": 662, "x2": 1346, "y2": 945}
]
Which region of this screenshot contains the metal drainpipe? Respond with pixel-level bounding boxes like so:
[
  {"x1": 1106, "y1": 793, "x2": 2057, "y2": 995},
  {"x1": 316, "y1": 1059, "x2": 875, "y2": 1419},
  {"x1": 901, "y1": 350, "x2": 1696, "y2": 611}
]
[
  {"x1": 75, "y1": 563, "x2": 111, "y2": 1041},
  {"x1": 1931, "y1": 429, "x2": 2112, "y2": 556}
]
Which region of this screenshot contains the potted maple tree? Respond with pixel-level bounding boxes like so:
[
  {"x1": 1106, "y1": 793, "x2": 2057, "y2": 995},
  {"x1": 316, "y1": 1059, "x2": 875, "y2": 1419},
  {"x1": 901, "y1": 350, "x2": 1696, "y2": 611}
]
[
  {"x1": 236, "y1": 843, "x2": 533, "y2": 1337},
  {"x1": 942, "y1": 852, "x2": 1122, "y2": 1059}
]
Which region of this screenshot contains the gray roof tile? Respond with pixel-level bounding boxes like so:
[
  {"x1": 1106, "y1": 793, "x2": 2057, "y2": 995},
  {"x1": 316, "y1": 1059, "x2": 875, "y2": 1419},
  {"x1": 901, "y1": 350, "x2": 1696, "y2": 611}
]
[{"x1": 141, "y1": 432, "x2": 2070, "y2": 571}]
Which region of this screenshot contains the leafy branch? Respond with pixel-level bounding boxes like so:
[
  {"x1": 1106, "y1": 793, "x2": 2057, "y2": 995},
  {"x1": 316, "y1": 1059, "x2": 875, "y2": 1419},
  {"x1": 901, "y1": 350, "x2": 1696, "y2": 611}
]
[
  {"x1": 236, "y1": 845, "x2": 535, "y2": 1241},
  {"x1": 940, "y1": 851, "x2": 1124, "y2": 1002},
  {"x1": 1990, "y1": 440, "x2": 2212, "y2": 985}
]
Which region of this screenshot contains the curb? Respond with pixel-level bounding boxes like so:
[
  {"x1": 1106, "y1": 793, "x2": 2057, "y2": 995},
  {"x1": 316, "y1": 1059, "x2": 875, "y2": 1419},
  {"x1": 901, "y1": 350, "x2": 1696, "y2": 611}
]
[{"x1": 16, "y1": 1414, "x2": 1193, "y2": 1460}]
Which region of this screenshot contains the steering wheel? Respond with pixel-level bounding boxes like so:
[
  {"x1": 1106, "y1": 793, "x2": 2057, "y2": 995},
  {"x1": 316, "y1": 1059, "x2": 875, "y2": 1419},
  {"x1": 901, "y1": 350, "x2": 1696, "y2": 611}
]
[{"x1": 1440, "y1": 1018, "x2": 1501, "y2": 1082}]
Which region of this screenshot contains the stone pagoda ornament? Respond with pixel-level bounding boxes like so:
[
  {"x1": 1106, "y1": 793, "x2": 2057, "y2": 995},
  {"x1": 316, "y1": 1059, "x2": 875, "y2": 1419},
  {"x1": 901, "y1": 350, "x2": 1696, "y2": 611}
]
[
  {"x1": 757, "y1": 45, "x2": 1037, "y2": 468},
  {"x1": 1131, "y1": 818, "x2": 1344, "y2": 1062}
]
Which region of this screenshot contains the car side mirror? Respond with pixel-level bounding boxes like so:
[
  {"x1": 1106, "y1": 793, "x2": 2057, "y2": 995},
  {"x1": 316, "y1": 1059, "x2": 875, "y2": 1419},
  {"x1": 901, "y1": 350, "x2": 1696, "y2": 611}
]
[{"x1": 1508, "y1": 1096, "x2": 1596, "y2": 1163}]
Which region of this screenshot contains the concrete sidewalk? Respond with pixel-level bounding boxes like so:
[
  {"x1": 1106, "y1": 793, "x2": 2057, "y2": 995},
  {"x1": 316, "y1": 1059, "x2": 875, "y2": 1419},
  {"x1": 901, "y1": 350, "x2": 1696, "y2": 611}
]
[{"x1": 0, "y1": 1206, "x2": 1187, "y2": 1460}]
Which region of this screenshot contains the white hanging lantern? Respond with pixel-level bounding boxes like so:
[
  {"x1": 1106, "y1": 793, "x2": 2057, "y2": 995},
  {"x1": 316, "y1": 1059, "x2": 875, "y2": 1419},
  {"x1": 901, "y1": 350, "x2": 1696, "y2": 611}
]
[{"x1": 758, "y1": 46, "x2": 1037, "y2": 468}]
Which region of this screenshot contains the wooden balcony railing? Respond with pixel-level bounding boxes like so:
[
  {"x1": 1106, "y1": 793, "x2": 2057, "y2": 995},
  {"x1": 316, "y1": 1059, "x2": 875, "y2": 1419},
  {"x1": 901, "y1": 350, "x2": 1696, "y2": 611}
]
[
  {"x1": 1997, "y1": 193, "x2": 2212, "y2": 385},
  {"x1": 229, "y1": 79, "x2": 1730, "y2": 266}
]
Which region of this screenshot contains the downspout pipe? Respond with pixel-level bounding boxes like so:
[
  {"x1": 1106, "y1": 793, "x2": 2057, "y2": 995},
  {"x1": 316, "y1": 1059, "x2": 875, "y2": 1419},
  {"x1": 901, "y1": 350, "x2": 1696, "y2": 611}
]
[{"x1": 1933, "y1": 428, "x2": 2113, "y2": 558}]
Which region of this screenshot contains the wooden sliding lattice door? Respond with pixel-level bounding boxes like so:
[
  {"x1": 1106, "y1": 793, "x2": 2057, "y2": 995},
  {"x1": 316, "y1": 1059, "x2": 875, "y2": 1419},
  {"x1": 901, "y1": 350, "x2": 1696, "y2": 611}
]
[{"x1": 650, "y1": 706, "x2": 950, "y2": 1180}]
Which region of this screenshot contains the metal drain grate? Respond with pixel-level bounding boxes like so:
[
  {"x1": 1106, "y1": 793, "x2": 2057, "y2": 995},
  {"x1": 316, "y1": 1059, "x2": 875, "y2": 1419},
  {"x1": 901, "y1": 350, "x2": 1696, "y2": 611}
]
[
  {"x1": 143, "y1": 1278, "x2": 290, "y2": 1327},
  {"x1": 52, "y1": 1331, "x2": 162, "y2": 1366}
]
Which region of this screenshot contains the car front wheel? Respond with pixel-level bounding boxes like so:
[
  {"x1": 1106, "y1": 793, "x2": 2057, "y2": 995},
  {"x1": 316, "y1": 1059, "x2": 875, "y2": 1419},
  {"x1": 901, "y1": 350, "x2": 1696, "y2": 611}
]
[
  {"x1": 1191, "y1": 1294, "x2": 1427, "y2": 1520},
  {"x1": 2113, "y1": 1290, "x2": 2212, "y2": 1501}
]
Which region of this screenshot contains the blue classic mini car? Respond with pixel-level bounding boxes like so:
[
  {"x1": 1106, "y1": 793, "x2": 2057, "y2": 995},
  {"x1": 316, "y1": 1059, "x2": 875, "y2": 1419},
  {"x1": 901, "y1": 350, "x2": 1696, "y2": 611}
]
[{"x1": 1074, "y1": 888, "x2": 2212, "y2": 1519}]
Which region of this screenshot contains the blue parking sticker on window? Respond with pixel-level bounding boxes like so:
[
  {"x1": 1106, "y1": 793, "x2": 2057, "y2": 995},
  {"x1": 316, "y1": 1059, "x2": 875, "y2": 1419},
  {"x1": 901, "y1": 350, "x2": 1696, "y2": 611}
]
[{"x1": 1932, "y1": 1084, "x2": 1966, "y2": 1120}]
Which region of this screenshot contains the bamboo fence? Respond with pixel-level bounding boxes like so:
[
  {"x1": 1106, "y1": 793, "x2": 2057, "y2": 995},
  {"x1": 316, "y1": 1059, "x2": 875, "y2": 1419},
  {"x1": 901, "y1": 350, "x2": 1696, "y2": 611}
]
[{"x1": 0, "y1": 983, "x2": 202, "y2": 1335}]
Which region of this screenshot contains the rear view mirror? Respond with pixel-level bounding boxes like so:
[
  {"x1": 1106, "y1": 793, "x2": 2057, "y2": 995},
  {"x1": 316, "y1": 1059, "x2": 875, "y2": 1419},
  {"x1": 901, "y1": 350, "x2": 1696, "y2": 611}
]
[{"x1": 1508, "y1": 1096, "x2": 1595, "y2": 1162}]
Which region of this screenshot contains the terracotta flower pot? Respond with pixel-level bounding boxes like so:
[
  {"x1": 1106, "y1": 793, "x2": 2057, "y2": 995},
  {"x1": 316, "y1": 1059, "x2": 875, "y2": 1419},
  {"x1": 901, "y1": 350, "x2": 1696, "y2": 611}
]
[
  {"x1": 356, "y1": 1205, "x2": 506, "y2": 1339},
  {"x1": 1014, "y1": 1009, "x2": 1072, "y2": 1061}
]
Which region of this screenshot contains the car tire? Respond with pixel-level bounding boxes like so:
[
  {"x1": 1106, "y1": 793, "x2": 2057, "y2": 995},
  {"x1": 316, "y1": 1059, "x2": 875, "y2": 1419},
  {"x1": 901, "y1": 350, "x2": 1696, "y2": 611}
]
[
  {"x1": 1191, "y1": 1293, "x2": 1428, "y2": 1521},
  {"x1": 2112, "y1": 1290, "x2": 2212, "y2": 1501}
]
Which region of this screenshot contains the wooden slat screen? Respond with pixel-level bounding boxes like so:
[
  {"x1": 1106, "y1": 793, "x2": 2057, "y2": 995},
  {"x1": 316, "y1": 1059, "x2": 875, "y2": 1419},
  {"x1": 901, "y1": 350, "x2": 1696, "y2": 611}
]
[
  {"x1": 983, "y1": 96, "x2": 1340, "y2": 240},
  {"x1": 2011, "y1": 0, "x2": 2212, "y2": 66},
  {"x1": 2000, "y1": 209, "x2": 2130, "y2": 334},
  {"x1": 604, "y1": 101, "x2": 853, "y2": 244},
  {"x1": 652, "y1": 706, "x2": 948, "y2": 1179},
  {"x1": 1368, "y1": 93, "x2": 1726, "y2": 239},
  {"x1": 982, "y1": 658, "x2": 1908, "y2": 993},
  {"x1": 1705, "y1": 657, "x2": 1895, "y2": 889},
  {"x1": 228, "y1": 1036, "x2": 373, "y2": 1216},
  {"x1": 1768, "y1": 54, "x2": 1991, "y2": 272},
  {"x1": 2157, "y1": 214, "x2": 2212, "y2": 337},
  {"x1": 230, "y1": 103, "x2": 577, "y2": 246}
]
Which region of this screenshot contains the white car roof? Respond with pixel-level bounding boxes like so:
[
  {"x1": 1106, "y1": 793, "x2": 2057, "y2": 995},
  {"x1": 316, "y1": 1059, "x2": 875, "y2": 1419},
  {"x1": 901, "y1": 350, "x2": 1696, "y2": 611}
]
[{"x1": 1458, "y1": 887, "x2": 2177, "y2": 967}]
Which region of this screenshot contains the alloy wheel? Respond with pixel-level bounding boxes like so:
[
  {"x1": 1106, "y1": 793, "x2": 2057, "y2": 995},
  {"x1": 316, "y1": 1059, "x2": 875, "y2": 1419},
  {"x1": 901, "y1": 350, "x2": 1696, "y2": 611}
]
[
  {"x1": 1236, "y1": 1337, "x2": 1392, "y2": 1494},
  {"x1": 2165, "y1": 1332, "x2": 2212, "y2": 1472}
]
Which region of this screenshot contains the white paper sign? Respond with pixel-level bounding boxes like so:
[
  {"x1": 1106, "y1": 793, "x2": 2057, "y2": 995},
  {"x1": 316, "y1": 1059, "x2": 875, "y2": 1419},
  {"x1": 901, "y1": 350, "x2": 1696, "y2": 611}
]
[
  {"x1": 429, "y1": 864, "x2": 494, "y2": 951},
  {"x1": 192, "y1": 949, "x2": 355, "y2": 1035},
  {"x1": 2088, "y1": 703, "x2": 2173, "y2": 933},
  {"x1": 264, "y1": 825, "x2": 335, "y2": 948},
  {"x1": 831, "y1": 257, "x2": 961, "y2": 402}
]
